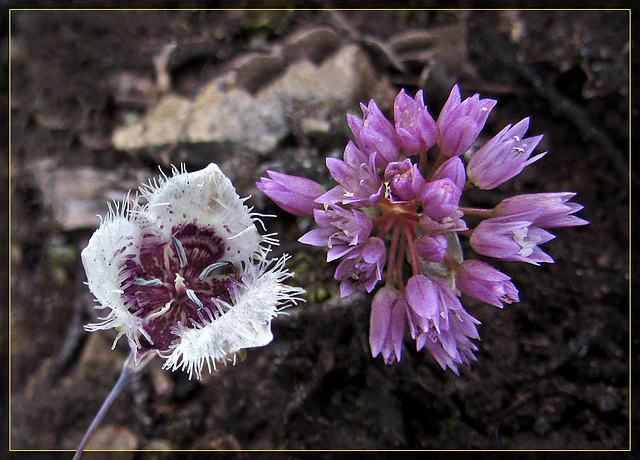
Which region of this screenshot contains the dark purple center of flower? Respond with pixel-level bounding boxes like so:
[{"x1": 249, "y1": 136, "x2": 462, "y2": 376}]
[{"x1": 121, "y1": 223, "x2": 237, "y2": 353}]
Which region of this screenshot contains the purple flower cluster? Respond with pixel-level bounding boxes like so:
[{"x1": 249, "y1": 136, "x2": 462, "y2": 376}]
[{"x1": 257, "y1": 85, "x2": 587, "y2": 373}]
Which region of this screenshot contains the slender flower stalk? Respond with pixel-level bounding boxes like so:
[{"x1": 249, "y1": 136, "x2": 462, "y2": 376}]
[
  {"x1": 73, "y1": 353, "x2": 151, "y2": 460},
  {"x1": 258, "y1": 85, "x2": 588, "y2": 373}
]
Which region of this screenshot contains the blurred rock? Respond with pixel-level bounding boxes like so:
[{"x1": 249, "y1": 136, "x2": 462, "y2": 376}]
[
  {"x1": 31, "y1": 159, "x2": 146, "y2": 230},
  {"x1": 258, "y1": 44, "x2": 378, "y2": 111},
  {"x1": 231, "y1": 52, "x2": 285, "y2": 93},
  {"x1": 280, "y1": 25, "x2": 340, "y2": 63},
  {"x1": 218, "y1": 150, "x2": 259, "y2": 191},
  {"x1": 191, "y1": 433, "x2": 243, "y2": 450},
  {"x1": 79, "y1": 117, "x2": 113, "y2": 151},
  {"x1": 300, "y1": 117, "x2": 331, "y2": 135},
  {"x1": 85, "y1": 424, "x2": 139, "y2": 457},
  {"x1": 111, "y1": 44, "x2": 391, "y2": 156},
  {"x1": 186, "y1": 76, "x2": 287, "y2": 154},
  {"x1": 393, "y1": 22, "x2": 468, "y2": 73},
  {"x1": 74, "y1": 333, "x2": 124, "y2": 381},
  {"x1": 137, "y1": 439, "x2": 175, "y2": 460},
  {"x1": 149, "y1": 360, "x2": 174, "y2": 398},
  {"x1": 112, "y1": 71, "x2": 159, "y2": 108},
  {"x1": 34, "y1": 102, "x2": 77, "y2": 131},
  {"x1": 113, "y1": 94, "x2": 192, "y2": 150}
]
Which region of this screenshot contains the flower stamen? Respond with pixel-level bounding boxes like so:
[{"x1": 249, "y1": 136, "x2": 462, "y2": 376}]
[
  {"x1": 170, "y1": 236, "x2": 188, "y2": 267},
  {"x1": 513, "y1": 227, "x2": 535, "y2": 257},
  {"x1": 146, "y1": 302, "x2": 172, "y2": 322},
  {"x1": 186, "y1": 288, "x2": 204, "y2": 309},
  {"x1": 134, "y1": 278, "x2": 163, "y2": 286},
  {"x1": 199, "y1": 261, "x2": 233, "y2": 280}
]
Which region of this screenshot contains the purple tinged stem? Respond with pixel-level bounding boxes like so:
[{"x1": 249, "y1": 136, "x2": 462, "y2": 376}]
[
  {"x1": 458, "y1": 207, "x2": 494, "y2": 218},
  {"x1": 73, "y1": 353, "x2": 153, "y2": 460}
]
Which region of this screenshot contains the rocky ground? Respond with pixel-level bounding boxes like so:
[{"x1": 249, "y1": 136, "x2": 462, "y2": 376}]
[{"x1": 8, "y1": 7, "x2": 632, "y2": 455}]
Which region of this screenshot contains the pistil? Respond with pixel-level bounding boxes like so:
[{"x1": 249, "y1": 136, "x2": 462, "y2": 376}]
[{"x1": 174, "y1": 273, "x2": 187, "y2": 295}]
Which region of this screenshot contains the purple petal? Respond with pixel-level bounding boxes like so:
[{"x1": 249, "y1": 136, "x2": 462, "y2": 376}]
[
  {"x1": 369, "y1": 287, "x2": 396, "y2": 356},
  {"x1": 405, "y1": 275, "x2": 437, "y2": 319}
]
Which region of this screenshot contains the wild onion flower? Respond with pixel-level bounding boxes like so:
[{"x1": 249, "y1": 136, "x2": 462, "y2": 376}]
[
  {"x1": 82, "y1": 163, "x2": 303, "y2": 379},
  {"x1": 258, "y1": 85, "x2": 587, "y2": 374}
]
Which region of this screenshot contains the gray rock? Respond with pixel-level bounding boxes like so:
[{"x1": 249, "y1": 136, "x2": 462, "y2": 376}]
[
  {"x1": 111, "y1": 45, "x2": 389, "y2": 156},
  {"x1": 113, "y1": 94, "x2": 192, "y2": 150},
  {"x1": 186, "y1": 76, "x2": 288, "y2": 154},
  {"x1": 32, "y1": 159, "x2": 148, "y2": 230},
  {"x1": 280, "y1": 25, "x2": 340, "y2": 63},
  {"x1": 231, "y1": 52, "x2": 285, "y2": 93},
  {"x1": 85, "y1": 424, "x2": 139, "y2": 454},
  {"x1": 259, "y1": 44, "x2": 376, "y2": 109}
]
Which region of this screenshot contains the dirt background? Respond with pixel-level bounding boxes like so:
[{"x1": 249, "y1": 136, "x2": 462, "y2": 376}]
[{"x1": 6, "y1": 5, "x2": 634, "y2": 456}]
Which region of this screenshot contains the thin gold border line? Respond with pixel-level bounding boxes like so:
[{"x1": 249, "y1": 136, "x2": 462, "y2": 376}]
[
  {"x1": 8, "y1": 8, "x2": 12, "y2": 453},
  {"x1": 6, "y1": 7, "x2": 633, "y2": 453},
  {"x1": 627, "y1": 7, "x2": 632, "y2": 454},
  {"x1": 5, "y1": 8, "x2": 633, "y2": 12},
  {"x1": 7, "y1": 450, "x2": 633, "y2": 453}
]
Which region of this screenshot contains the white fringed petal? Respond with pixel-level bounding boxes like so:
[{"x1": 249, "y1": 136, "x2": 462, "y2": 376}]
[
  {"x1": 81, "y1": 203, "x2": 151, "y2": 350},
  {"x1": 141, "y1": 163, "x2": 264, "y2": 265},
  {"x1": 163, "y1": 254, "x2": 304, "y2": 379}
]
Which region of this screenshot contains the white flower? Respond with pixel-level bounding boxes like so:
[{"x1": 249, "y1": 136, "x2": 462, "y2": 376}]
[{"x1": 81, "y1": 163, "x2": 304, "y2": 379}]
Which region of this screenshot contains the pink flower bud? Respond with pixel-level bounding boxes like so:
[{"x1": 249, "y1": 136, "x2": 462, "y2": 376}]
[
  {"x1": 420, "y1": 178, "x2": 462, "y2": 221},
  {"x1": 493, "y1": 192, "x2": 588, "y2": 228},
  {"x1": 436, "y1": 85, "x2": 497, "y2": 157},
  {"x1": 369, "y1": 287, "x2": 406, "y2": 364},
  {"x1": 467, "y1": 118, "x2": 545, "y2": 190},
  {"x1": 430, "y1": 156, "x2": 467, "y2": 191},
  {"x1": 384, "y1": 159, "x2": 426, "y2": 202},
  {"x1": 415, "y1": 233, "x2": 448, "y2": 262},
  {"x1": 256, "y1": 170, "x2": 325, "y2": 217},
  {"x1": 394, "y1": 89, "x2": 438, "y2": 156}
]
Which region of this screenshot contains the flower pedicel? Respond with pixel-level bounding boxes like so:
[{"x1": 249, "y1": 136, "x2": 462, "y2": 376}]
[{"x1": 258, "y1": 85, "x2": 588, "y2": 373}]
